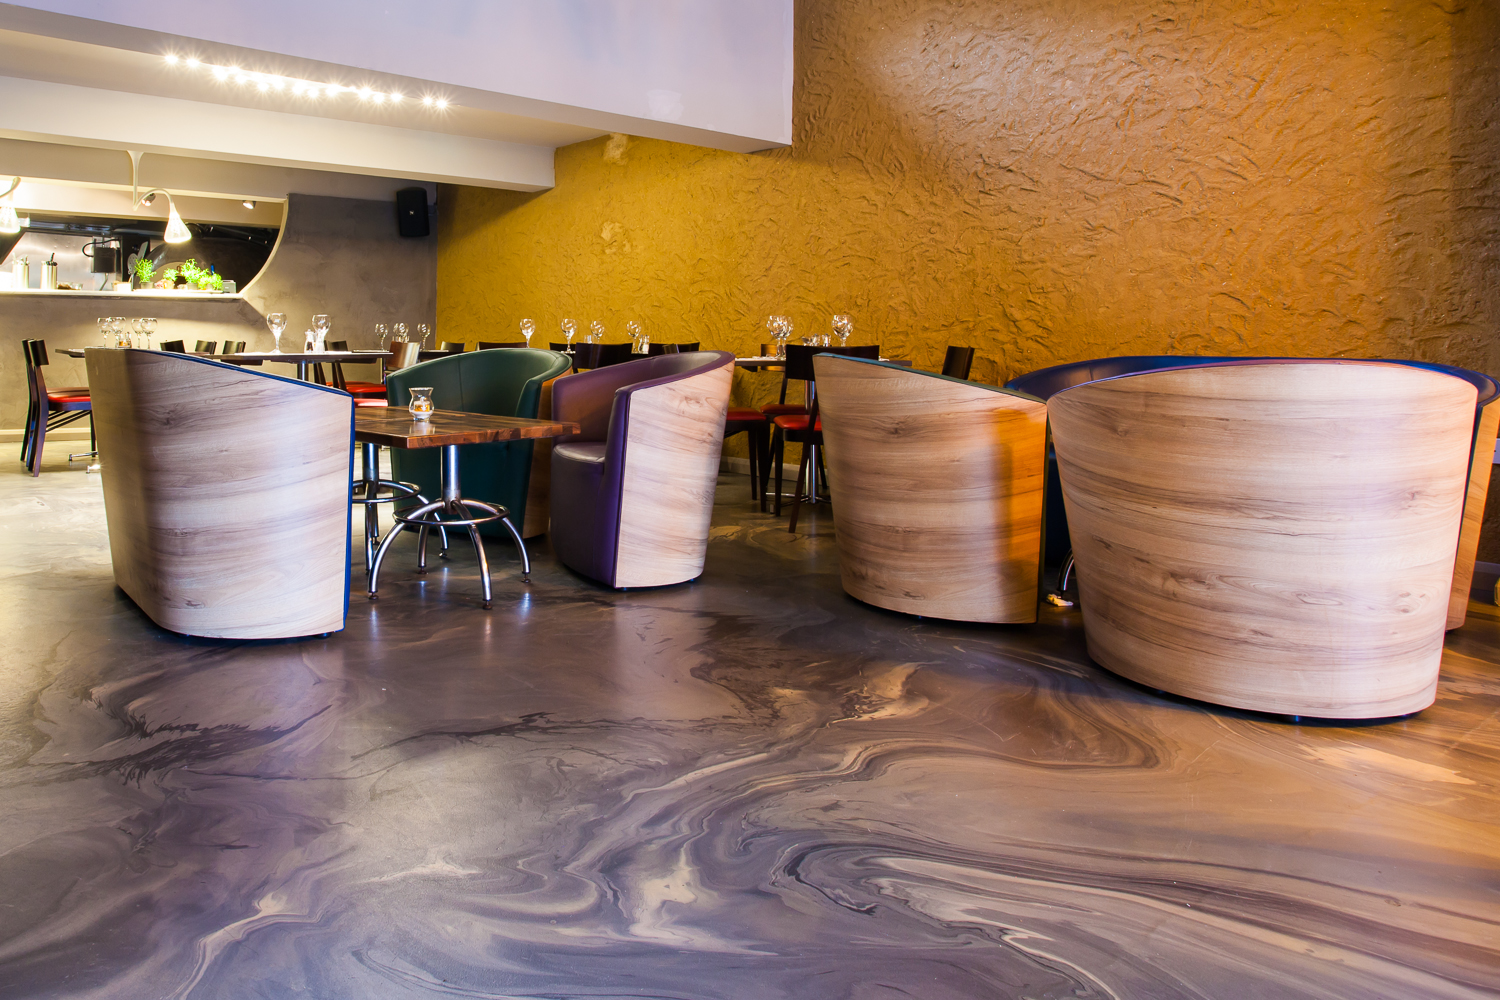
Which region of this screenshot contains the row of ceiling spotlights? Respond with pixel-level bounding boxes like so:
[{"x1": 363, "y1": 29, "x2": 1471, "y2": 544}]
[{"x1": 163, "y1": 54, "x2": 451, "y2": 108}]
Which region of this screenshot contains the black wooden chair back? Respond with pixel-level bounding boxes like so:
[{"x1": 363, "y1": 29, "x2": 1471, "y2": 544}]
[
  {"x1": 194, "y1": 340, "x2": 217, "y2": 354},
  {"x1": 782, "y1": 344, "x2": 879, "y2": 383},
  {"x1": 648, "y1": 342, "x2": 699, "y2": 355},
  {"x1": 479, "y1": 341, "x2": 527, "y2": 349},
  {"x1": 161, "y1": 340, "x2": 186, "y2": 353},
  {"x1": 942, "y1": 346, "x2": 975, "y2": 380}
]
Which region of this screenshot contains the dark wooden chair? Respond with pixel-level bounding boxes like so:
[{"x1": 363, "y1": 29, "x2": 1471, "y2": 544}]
[
  {"x1": 724, "y1": 407, "x2": 769, "y2": 510},
  {"x1": 572, "y1": 343, "x2": 634, "y2": 370},
  {"x1": 222, "y1": 341, "x2": 246, "y2": 355},
  {"x1": 767, "y1": 344, "x2": 880, "y2": 531},
  {"x1": 647, "y1": 342, "x2": 699, "y2": 355},
  {"x1": 549, "y1": 342, "x2": 571, "y2": 352},
  {"x1": 160, "y1": 340, "x2": 186, "y2": 352},
  {"x1": 309, "y1": 340, "x2": 384, "y2": 401},
  {"x1": 440, "y1": 341, "x2": 469, "y2": 353},
  {"x1": 21, "y1": 339, "x2": 92, "y2": 476},
  {"x1": 194, "y1": 340, "x2": 217, "y2": 354},
  {"x1": 478, "y1": 341, "x2": 527, "y2": 349},
  {"x1": 942, "y1": 346, "x2": 976, "y2": 380},
  {"x1": 760, "y1": 343, "x2": 808, "y2": 420}
]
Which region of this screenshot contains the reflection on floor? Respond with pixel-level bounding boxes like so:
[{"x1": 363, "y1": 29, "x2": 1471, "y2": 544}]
[{"x1": 1, "y1": 453, "x2": 1498, "y2": 999}]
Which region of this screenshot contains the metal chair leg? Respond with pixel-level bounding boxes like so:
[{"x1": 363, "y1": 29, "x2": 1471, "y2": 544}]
[
  {"x1": 1058, "y1": 550, "x2": 1075, "y2": 592},
  {"x1": 492, "y1": 510, "x2": 531, "y2": 580},
  {"x1": 771, "y1": 429, "x2": 785, "y2": 516}
]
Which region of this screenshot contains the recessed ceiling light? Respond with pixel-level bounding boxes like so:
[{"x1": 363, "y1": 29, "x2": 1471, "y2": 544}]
[
  {"x1": 372, "y1": 92, "x2": 385, "y2": 104},
  {"x1": 256, "y1": 80, "x2": 269, "y2": 92},
  {"x1": 435, "y1": 98, "x2": 449, "y2": 110},
  {"x1": 164, "y1": 54, "x2": 179, "y2": 65},
  {"x1": 389, "y1": 92, "x2": 402, "y2": 103},
  {"x1": 186, "y1": 57, "x2": 199, "y2": 68},
  {"x1": 421, "y1": 96, "x2": 434, "y2": 107},
  {"x1": 357, "y1": 87, "x2": 372, "y2": 100},
  {"x1": 242, "y1": 200, "x2": 256, "y2": 210},
  {"x1": 211, "y1": 66, "x2": 228, "y2": 80}
]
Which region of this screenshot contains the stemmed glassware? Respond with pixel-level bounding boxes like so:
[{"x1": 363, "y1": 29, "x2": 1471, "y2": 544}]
[
  {"x1": 375, "y1": 323, "x2": 389, "y2": 348},
  {"x1": 588, "y1": 320, "x2": 604, "y2": 344},
  {"x1": 392, "y1": 322, "x2": 409, "y2": 343},
  {"x1": 765, "y1": 315, "x2": 792, "y2": 358},
  {"x1": 626, "y1": 320, "x2": 641, "y2": 353},
  {"x1": 311, "y1": 314, "x2": 332, "y2": 352},
  {"x1": 832, "y1": 314, "x2": 852, "y2": 347},
  {"x1": 142, "y1": 317, "x2": 157, "y2": 350},
  {"x1": 417, "y1": 323, "x2": 431, "y2": 348},
  {"x1": 97, "y1": 317, "x2": 109, "y2": 347},
  {"x1": 520, "y1": 318, "x2": 535, "y2": 347},
  {"x1": 267, "y1": 312, "x2": 288, "y2": 353},
  {"x1": 561, "y1": 318, "x2": 576, "y2": 351}
]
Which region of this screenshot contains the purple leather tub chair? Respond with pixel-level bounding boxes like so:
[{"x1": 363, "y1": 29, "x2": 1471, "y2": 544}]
[{"x1": 549, "y1": 351, "x2": 735, "y2": 588}]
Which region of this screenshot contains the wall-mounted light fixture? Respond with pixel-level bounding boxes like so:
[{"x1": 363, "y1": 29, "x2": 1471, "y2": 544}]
[
  {"x1": 0, "y1": 176, "x2": 21, "y2": 234},
  {"x1": 242, "y1": 200, "x2": 257, "y2": 210},
  {"x1": 136, "y1": 188, "x2": 193, "y2": 243}
]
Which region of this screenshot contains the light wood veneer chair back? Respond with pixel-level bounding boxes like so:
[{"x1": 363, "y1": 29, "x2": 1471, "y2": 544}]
[
  {"x1": 1048, "y1": 360, "x2": 1478, "y2": 718},
  {"x1": 85, "y1": 349, "x2": 355, "y2": 639},
  {"x1": 812, "y1": 355, "x2": 1048, "y2": 622}
]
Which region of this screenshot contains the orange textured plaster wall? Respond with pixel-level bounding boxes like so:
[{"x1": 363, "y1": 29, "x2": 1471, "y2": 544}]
[{"x1": 439, "y1": 0, "x2": 1500, "y2": 541}]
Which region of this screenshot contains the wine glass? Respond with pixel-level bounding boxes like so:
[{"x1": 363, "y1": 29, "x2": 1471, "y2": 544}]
[
  {"x1": 417, "y1": 323, "x2": 431, "y2": 348},
  {"x1": 588, "y1": 320, "x2": 604, "y2": 344},
  {"x1": 97, "y1": 317, "x2": 109, "y2": 347},
  {"x1": 832, "y1": 314, "x2": 852, "y2": 347},
  {"x1": 520, "y1": 318, "x2": 535, "y2": 347},
  {"x1": 561, "y1": 318, "x2": 576, "y2": 351},
  {"x1": 392, "y1": 322, "x2": 409, "y2": 343},
  {"x1": 626, "y1": 320, "x2": 642, "y2": 352},
  {"x1": 374, "y1": 322, "x2": 389, "y2": 348},
  {"x1": 267, "y1": 312, "x2": 288, "y2": 353},
  {"x1": 143, "y1": 317, "x2": 157, "y2": 351},
  {"x1": 311, "y1": 314, "x2": 332, "y2": 352}
]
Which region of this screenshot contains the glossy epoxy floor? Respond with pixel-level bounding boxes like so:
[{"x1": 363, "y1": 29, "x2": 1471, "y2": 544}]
[{"x1": 1, "y1": 454, "x2": 1498, "y2": 1000}]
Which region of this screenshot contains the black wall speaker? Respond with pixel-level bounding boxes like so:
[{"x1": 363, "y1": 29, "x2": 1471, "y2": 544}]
[{"x1": 396, "y1": 187, "x2": 430, "y2": 238}]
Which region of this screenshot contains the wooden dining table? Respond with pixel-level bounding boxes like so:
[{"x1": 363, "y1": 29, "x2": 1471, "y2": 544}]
[{"x1": 355, "y1": 408, "x2": 580, "y2": 610}]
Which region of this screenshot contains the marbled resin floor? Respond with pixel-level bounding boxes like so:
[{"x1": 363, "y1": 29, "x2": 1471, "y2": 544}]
[{"x1": 2, "y1": 452, "x2": 1499, "y2": 1000}]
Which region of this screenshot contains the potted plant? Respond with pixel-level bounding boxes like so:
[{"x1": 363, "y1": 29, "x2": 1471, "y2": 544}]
[{"x1": 133, "y1": 257, "x2": 156, "y2": 290}]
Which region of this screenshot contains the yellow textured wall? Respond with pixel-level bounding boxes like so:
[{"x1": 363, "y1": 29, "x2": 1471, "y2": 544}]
[{"x1": 439, "y1": 0, "x2": 1500, "y2": 531}]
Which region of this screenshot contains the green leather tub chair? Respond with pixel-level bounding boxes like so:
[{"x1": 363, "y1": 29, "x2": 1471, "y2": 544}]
[{"x1": 385, "y1": 348, "x2": 571, "y2": 538}]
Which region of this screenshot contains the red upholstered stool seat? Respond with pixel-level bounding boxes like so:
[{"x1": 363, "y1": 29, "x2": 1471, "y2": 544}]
[
  {"x1": 726, "y1": 407, "x2": 768, "y2": 423},
  {"x1": 760, "y1": 402, "x2": 806, "y2": 417},
  {"x1": 772, "y1": 413, "x2": 820, "y2": 433},
  {"x1": 353, "y1": 398, "x2": 389, "y2": 408},
  {"x1": 46, "y1": 390, "x2": 92, "y2": 407},
  {"x1": 344, "y1": 382, "x2": 388, "y2": 398}
]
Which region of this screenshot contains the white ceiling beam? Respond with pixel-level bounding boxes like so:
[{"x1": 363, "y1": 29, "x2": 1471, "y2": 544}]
[{"x1": 0, "y1": 75, "x2": 555, "y2": 191}]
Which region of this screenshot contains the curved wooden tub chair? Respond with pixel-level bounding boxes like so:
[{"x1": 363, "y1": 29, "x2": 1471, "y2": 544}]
[
  {"x1": 84, "y1": 348, "x2": 354, "y2": 639},
  {"x1": 813, "y1": 355, "x2": 1048, "y2": 623},
  {"x1": 1047, "y1": 360, "x2": 1479, "y2": 718},
  {"x1": 1010, "y1": 355, "x2": 1500, "y2": 629},
  {"x1": 549, "y1": 351, "x2": 734, "y2": 588},
  {"x1": 385, "y1": 348, "x2": 572, "y2": 541}
]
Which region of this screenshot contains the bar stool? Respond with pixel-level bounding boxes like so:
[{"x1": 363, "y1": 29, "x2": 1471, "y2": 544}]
[{"x1": 21, "y1": 339, "x2": 92, "y2": 476}]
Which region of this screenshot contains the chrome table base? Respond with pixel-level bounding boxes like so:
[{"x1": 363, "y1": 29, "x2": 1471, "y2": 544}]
[{"x1": 365, "y1": 442, "x2": 529, "y2": 610}]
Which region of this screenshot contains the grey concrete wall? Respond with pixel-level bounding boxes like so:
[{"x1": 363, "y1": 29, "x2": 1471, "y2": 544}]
[{"x1": 0, "y1": 192, "x2": 435, "y2": 428}]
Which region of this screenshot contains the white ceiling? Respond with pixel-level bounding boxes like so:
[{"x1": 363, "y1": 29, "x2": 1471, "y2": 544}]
[{"x1": 0, "y1": 1, "x2": 792, "y2": 192}]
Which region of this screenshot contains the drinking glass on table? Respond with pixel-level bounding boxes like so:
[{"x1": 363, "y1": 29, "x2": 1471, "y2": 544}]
[
  {"x1": 375, "y1": 322, "x2": 389, "y2": 348},
  {"x1": 417, "y1": 323, "x2": 431, "y2": 348},
  {"x1": 588, "y1": 320, "x2": 604, "y2": 344},
  {"x1": 392, "y1": 322, "x2": 409, "y2": 343},
  {"x1": 626, "y1": 320, "x2": 642, "y2": 352},
  {"x1": 520, "y1": 318, "x2": 535, "y2": 347},
  {"x1": 311, "y1": 314, "x2": 331, "y2": 352},
  {"x1": 561, "y1": 318, "x2": 576, "y2": 351},
  {"x1": 832, "y1": 314, "x2": 852, "y2": 347},
  {"x1": 143, "y1": 317, "x2": 157, "y2": 350},
  {"x1": 266, "y1": 312, "x2": 288, "y2": 353}
]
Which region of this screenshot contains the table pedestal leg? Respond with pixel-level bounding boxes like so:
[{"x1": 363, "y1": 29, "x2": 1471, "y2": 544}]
[{"x1": 366, "y1": 443, "x2": 529, "y2": 610}]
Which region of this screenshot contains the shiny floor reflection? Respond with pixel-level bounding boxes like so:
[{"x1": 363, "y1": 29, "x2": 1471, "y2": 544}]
[{"x1": 1, "y1": 455, "x2": 1498, "y2": 999}]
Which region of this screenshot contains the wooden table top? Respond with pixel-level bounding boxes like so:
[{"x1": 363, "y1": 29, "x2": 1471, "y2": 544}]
[
  {"x1": 56, "y1": 348, "x2": 373, "y2": 364},
  {"x1": 354, "y1": 409, "x2": 580, "y2": 449}
]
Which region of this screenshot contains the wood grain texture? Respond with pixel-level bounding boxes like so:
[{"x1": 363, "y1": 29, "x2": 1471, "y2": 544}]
[
  {"x1": 1048, "y1": 362, "x2": 1476, "y2": 718},
  {"x1": 613, "y1": 362, "x2": 733, "y2": 588},
  {"x1": 813, "y1": 356, "x2": 1048, "y2": 622},
  {"x1": 85, "y1": 349, "x2": 353, "y2": 639},
  {"x1": 522, "y1": 375, "x2": 561, "y2": 539},
  {"x1": 353, "y1": 409, "x2": 579, "y2": 449},
  {"x1": 1446, "y1": 397, "x2": 1500, "y2": 629}
]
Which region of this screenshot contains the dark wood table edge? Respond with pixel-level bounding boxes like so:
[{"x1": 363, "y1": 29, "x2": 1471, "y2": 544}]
[{"x1": 353, "y1": 409, "x2": 580, "y2": 449}]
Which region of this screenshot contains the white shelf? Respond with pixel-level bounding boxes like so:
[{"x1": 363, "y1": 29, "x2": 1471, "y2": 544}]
[{"x1": 0, "y1": 289, "x2": 244, "y2": 300}]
